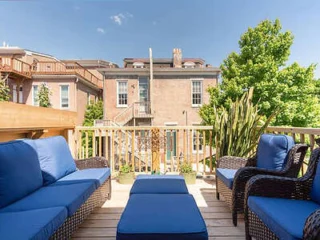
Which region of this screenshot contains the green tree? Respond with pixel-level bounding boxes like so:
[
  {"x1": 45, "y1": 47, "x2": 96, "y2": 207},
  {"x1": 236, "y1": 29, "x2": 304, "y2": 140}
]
[
  {"x1": 83, "y1": 100, "x2": 103, "y2": 126},
  {"x1": 0, "y1": 74, "x2": 10, "y2": 102},
  {"x1": 200, "y1": 19, "x2": 320, "y2": 127},
  {"x1": 81, "y1": 100, "x2": 103, "y2": 157},
  {"x1": 37, "y1": 82, "x2": 52, "y2": 107}
]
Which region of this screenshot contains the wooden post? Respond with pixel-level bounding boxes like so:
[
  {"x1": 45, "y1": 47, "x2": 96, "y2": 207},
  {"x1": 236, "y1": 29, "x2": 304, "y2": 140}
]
[{"x1": 151, "y1": 128, "x2": 160, "y2": 173}]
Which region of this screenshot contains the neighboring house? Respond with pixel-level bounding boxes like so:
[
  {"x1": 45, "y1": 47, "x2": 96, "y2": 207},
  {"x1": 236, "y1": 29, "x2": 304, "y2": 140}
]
[
  {"x1": 99, "y1": 48, "x2": 220, "y2": 127},
  {"x1": 0, "y1": 46, "x2": 117, "y2": 125},
  {"x1": 98, "y1": 48, "x2": 220, "y2": 163}
]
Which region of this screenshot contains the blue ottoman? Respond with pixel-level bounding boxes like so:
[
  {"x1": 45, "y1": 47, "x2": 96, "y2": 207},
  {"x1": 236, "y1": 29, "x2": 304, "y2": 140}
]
[
  {"x1": 130, "y1": 175, "x2": 188, "y2": 195},
  {"x1": 117, "y1": 194, "x2": 208, "y2": 240}
]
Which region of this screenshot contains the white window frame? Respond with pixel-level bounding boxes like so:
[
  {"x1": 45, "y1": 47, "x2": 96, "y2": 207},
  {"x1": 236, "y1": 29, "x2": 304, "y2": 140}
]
[
  {"x1": 60, "y1": 84, "x2": 70, "y2": 109},
  {"x1": 117, "y1": 80, "x2": 128, "y2": 108},
  {"x1": 32, "y1": 85, "x2": 39, "y2": 106},
  {"x1": 191, "y1": 79, "x2": 203, "y2": 107}
]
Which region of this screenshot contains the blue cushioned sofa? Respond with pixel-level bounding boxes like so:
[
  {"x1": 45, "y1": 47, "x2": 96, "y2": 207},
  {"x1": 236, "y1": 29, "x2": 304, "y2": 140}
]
[
  {"x1": 216, "y1": 134, "x2": 308, "y2": 226},
  {"x1": 244, "y1": 148, "x2": 320, "y2": 240},
  {"x1": 0, "y1": 136, "x2": 111, "y2": 240}
]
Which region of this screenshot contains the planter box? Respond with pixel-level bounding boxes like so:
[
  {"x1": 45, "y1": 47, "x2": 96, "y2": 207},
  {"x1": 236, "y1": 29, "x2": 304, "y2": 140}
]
[
  {"x1": 180, "y1": 172, "x2": 197, "y2": 184},
  {"x1": 118, "y1": 172, "x2": 135, "y2": 184}
]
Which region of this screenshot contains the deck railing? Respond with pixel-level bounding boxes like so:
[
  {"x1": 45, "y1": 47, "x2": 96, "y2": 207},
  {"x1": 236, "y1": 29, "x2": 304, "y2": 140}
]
[
  {"x1": 74, "y1": 125, "x2": 320, "y2": 175},
  {"x1": 75, "y1": 126, "x2": 214, "y2": 174},
  {"x1": 0, "y1": 57, "x2": 32, "y2": 77},
  {"x1": 113, "y1": 102, "x2": 152, "y2": 125},
  {"x1": 35, "y1": 61, "x2": 103, "y2": 88}
]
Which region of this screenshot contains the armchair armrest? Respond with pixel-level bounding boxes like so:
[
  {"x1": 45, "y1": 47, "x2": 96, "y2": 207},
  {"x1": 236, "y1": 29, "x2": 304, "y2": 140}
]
[
  {"x1": 245, "y1": 175, "x2": 312, "y2": 201},
  {"x1": 75, "y1": 157, "x2": 110, "y2": 170},
  {"x1": 304, "y1": 209, "x2": 320, "y2": 240},
  {"x1": 217, "y1": 156, "x2": 256, "y2": 169}
]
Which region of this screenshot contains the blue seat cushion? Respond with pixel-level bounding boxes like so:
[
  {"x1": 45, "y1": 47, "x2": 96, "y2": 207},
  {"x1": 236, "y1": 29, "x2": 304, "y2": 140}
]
[
  {"x1": 35, "y1": 136, "x2": 77, "y2": 185},
  {"x1": 248, "y1": 196, "x2": 320, "y2": 240},
  {"x1": 0, "y1": 182, "x2": 95, "y2": 216},
  {"x1": 311, "y1": 156, "x2": 320, "y2": 204},
  {"x1": 0, "y1": 139, "x2": 43, "y2": 208},
  {"x1": 136, "y1": 174, "x2": 184, "y2": 180},
  {"x1": 117, "y1": 194, "x2": 208, "y2": 240},
  {"x1": 0, "y1": 207, "x2": 67, "y2": 240},
  {"x1": 216, "y1": 168, "x2": 237, "y2": 189},
  {"x1": 130, "y1": 177, "x2": 189, "y2": 195},
  {"x1": 256, "y1": 134, "x2": 295, "y2": 171},
  {"x1": 55, "y1": 168, "x2": 111, "y2": 188}
]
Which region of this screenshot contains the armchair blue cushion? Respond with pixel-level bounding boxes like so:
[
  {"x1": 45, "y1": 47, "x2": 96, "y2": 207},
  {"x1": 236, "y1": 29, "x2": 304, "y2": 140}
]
[
  {"x1": 0, "y1": 182, "x2": 96, "y2": 216},
  {"x1": 55, "y1": 168, "x2": 111, "y2": 188},
  {"x1": 35, "y1": 136, "x2": 76, "y2": 185},
  {"x1": 0, "y1": 139, "x2": 43, "y2": 208},
  {"x1": 0, "y1": 207, "x2": 67, "y2": 240},
  {"x1": 248, "y1": 196, "x2": 320, "y2": 240},
  {"x1": 216, "y1": 168, "x2": 237, "y2": 189},
  {"x1": 256, "y1": 134, "x2": 295, "y2": 171},
  {"x1": 311, "y1": 157, "x2": 320, "y2": 204}
]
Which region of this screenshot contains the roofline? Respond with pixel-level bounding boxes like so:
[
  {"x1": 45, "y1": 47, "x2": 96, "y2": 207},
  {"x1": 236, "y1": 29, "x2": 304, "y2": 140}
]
[
  {"x1": 25, "y1": 49, "x2": 61, "y2": 62},
  {"x1": 99, "y1": 67, "x2": 220, "y2": 76},
  {"x1": 123, "y1": 58, "x2": 206, "y2": 64}
]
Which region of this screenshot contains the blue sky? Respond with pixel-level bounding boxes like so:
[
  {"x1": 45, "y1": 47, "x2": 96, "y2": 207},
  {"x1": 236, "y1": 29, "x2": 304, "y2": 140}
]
[{"x1": 0, "y1": 0, "x2": 319, "y2": 77}]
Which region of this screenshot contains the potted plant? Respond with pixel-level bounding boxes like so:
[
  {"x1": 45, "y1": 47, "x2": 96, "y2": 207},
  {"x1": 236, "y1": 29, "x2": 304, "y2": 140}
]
[
  {"x1": 118, "y1": 164, "x2": 135, "y2": 184},
  {"x1": 179, "y1": 162, "x2": 196, "y2": 184}
]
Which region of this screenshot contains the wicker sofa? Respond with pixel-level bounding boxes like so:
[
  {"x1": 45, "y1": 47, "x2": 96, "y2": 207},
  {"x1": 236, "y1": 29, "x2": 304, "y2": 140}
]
[
  {"x1": 0, "y1": 136, "x2": 111, "y2": 240},
  {"x1": 216, "y1": 134, "x2": 308, "y2": 226},
  {"x1": 244, "y1": 148, "x2": 320, "y2": 240}
]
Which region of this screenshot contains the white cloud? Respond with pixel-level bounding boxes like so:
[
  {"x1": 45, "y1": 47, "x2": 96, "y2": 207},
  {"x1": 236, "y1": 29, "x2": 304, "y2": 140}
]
[
  {"x1": 97, "y1": 28, "x2": 105, "y2": 34},
  {"x1": 110, "y1": 12, "x2": 133, "y2": 26}
]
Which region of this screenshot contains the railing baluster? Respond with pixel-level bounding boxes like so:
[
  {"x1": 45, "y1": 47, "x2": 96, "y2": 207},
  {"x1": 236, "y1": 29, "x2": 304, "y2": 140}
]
[
  {"x1": 170, "y1": 130, "x2": 174, "y2": 172},
  {"x1": 196, "y1": 130, "x2": 199, "y2": 173},
  {"x1": 138, "y1": 131, "x2": 142, "y2": 172},
  {"x1": 118, "y1": 130, "x2": 122, "y2": 168},
  {"x1": 125, "y1": 130, "x2": 129, "y2": 165},
  {"x1": 176, "y1": 130, "x2": 180, "y2": 171},
  {"x1": 203, "y1": 130, "x2": 206, "y2": 175},
  {"x1": 209, "y1": 131, "x2": 213, "y2": 173},
  {"x1": 98, "y1": 129, "x2": 102, "y2": 157},
  {"x1": 92, "y1": 130, "x2": 95, "y2": 157},
  {"x1": 131, "y1": 130, "x2": 135, "y2": 171},
  {"x1": 85, "y1": 131, "x2": 89, "y2": 158},
  {"x1": 105, "y1": 129, "x2": 109, "y2": 160},
  {"x1": 111, "y1": 130, "x2": 115, "y2": 171},
  {"x1": 189, "y1": 129, "x2": 193, "y2": 165}
]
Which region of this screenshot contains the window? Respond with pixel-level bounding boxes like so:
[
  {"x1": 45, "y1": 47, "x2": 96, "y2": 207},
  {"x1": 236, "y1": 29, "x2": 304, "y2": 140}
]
[
  {"x1": 60, "y1": 85, "x2": 69, "y2": 109},
  {"x1": 192, "y1": 81, "x2": 202, "y2": 106},
  {"x1": 193, "y1": 129, "x2": 203, "y2": 153},
  {"x1": 117, "y1": 81, "x2": 128, "y2": 107},
  {"x1": 13, "y1": 85, "x2": 23, "y2": 103},
  {"x1": 32, "y1": 85, "x2": 39, "y2": 106}
]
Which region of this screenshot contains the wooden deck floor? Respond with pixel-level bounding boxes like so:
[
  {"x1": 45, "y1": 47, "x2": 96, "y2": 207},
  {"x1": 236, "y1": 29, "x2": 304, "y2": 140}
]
[{"x1": 72, "y1": 178, "x2": 245, "y2": 240}]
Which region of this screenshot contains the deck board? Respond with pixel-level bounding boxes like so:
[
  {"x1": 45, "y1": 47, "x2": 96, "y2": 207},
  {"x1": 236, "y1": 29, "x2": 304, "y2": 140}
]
[{"x1": 72, "y1": 178, "x2": 245, "y2": 239}]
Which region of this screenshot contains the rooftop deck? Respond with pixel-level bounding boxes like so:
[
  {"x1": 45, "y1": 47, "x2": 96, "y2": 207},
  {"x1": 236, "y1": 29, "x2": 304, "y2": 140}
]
[{"x1": 72, "y1": 178, "x2": 246, "y2": 240}]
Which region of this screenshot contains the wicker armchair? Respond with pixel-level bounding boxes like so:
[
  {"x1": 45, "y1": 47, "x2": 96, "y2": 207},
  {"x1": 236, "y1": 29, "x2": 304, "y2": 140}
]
[
  {"x1": 216, "y1": 142, "x2": 308, "y2": 226},
  {"x1": 51, "y1": 156, "x2": 111, "y2": 240},
  {"x1": 244, "y1": 148, "x2": 320, "y2": 240}
]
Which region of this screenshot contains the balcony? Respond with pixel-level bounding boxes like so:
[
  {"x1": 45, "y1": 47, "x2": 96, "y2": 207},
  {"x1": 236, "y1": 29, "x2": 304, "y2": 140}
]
[
  {"x1": 0, "y1": 57, "x2": 103, "y2": 88},
  {"x1": 0, "y1": 57, "x2": 32, "y2": 79},
  {"x1": 34, "y1": 61, "x2": 103, "y2": 88},
  {"x1": 1, "y1": 103, "x2": 319, "y2": 239}
]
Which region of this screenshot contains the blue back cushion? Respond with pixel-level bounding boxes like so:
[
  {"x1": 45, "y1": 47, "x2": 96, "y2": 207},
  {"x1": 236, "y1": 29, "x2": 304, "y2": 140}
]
[
  {"x1": 256, "y1": 134, "x2": 295, "y2": 171},
  {"x1": 0, "y1": 139, "x2": 43, "y2": 208},
  {"x1": 311, "y1": 159, "x2": 320, "y2": 204},
  {"x1": 34, "y1": 136, "x2": 76, "y2": 185}
]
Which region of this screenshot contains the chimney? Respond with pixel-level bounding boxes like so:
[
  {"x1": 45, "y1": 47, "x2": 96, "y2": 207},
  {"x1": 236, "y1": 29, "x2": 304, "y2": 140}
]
[{"x1": 173, "y1": 48, "x2": 182, "y2": 68}]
